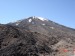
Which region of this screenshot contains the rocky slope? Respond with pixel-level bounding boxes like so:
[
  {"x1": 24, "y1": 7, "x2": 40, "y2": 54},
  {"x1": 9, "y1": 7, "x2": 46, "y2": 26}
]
[{"x1": 0, "y1": 16, "x2": 75, "y2": 56}]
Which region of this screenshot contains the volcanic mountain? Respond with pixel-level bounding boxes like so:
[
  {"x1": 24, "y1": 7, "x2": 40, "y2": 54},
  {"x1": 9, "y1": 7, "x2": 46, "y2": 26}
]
[{"x1": 0, "y1": 16, "x2": 75, "y2": 56}]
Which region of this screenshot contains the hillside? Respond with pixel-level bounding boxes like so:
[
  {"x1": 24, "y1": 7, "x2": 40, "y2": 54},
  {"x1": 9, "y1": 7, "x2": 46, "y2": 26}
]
[{"x1": 0, "y1": 16, "x2": 75, "y2": 56}]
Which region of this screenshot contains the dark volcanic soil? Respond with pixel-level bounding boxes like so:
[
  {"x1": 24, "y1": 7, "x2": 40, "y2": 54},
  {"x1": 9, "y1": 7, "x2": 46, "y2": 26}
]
[{"x1": 0, "y1": 24, "x2": 58, "y2": 56}]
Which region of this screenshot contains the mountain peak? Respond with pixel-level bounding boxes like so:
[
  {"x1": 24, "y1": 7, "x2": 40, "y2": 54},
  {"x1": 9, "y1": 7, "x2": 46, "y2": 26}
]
[{"x1": 28, "y1": 16, "x2": 48, "y2": 21}]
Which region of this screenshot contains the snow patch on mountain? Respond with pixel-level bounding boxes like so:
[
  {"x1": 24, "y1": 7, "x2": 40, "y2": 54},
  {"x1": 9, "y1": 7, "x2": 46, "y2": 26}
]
[
  {"x1": 32, "y1": 16, "x2": 48, "y2": 21},
  {"x1": 16, "y1": 23, "x2": 19, "y2": 26},
  {"x1": 28, "y1": 19, "x2": 32, "y2": 22},
  {"x1": 42, "y1": 24, "x2": 45, "y2": 25},
  {"x1": 50, "y1": 27, "x2": 54, "y2": 29},
  {"x1": 37, "y1": 17, "x2": 48, "y2": 21},
  {"x1": 15, "y1": 20, "x2": 21, "y2": 26}
]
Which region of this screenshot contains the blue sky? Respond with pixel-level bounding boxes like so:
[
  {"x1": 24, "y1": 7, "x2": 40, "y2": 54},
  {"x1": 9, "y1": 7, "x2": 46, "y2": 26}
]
[{"x1": 0, "y1": 0, "x2": 75, "y2": 28}]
